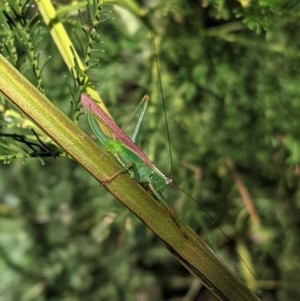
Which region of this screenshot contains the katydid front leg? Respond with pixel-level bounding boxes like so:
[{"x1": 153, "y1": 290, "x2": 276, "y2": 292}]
[{"x1": 122, "y1": 95, "x2": 150, "y2": 144}]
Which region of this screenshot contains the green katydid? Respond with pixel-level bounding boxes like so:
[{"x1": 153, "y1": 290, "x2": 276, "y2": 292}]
[
  {"x1": 80, "y1": 91, "x2": 222, "y2": 237},
  {"x1": 80, "y1": 92, "x2": 183, "y2": 229}
]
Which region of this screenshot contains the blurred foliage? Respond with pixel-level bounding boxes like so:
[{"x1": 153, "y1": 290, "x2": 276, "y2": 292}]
[{"x1": 1, "y1": 0, "x2": 300, "y2": 300}]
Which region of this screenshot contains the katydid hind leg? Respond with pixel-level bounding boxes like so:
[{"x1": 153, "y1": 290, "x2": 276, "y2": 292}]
[
  {"x1": 102, "y1": 159, "x2": 134, "y2": 184},
  {"x1": 101, "y1": 161, "x2": 134, "y2": 184},
  {"x1": 101, "y1": 157, "x2": 140, "y2": 185},
  {"x1": 122, "y1": 95, "x2": 150, "y2": 144}
]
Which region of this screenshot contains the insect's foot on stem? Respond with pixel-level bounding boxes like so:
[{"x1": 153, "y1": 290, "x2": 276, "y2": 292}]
[
  {"x1": 168, "y1": 208, "x2": 188, "y2": 238},
  {"x1": 102, "y1": 162, "x2": 134, "y2": 184}
]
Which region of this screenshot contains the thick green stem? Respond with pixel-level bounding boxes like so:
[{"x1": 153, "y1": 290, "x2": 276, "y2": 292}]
[{"x1": 0, "y1": 55, "x2": 261, "y2": 301}]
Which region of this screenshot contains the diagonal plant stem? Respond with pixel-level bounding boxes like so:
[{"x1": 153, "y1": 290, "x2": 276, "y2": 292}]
[{"x1": 0, "y1": 54, "x2": 261, "y2": 301}]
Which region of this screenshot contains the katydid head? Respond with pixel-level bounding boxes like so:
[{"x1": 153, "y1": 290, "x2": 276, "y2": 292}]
[{"x1": 165, "y1": 176, "x2": 172, "y2": 185}]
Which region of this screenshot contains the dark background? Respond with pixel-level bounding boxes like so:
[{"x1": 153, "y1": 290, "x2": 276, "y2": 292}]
[{"x1": 1, "y1": 0, "x2": 300, "y2": 300}]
